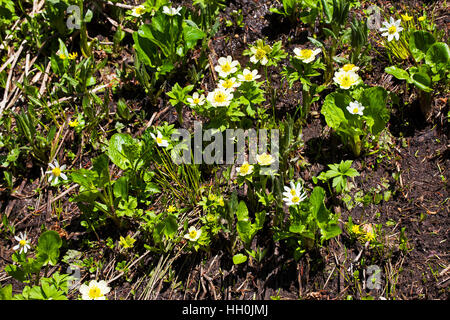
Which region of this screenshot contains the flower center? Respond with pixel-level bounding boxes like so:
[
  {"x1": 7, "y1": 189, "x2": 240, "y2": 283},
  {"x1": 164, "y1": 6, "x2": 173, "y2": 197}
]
[
  {"x1": 240, "y1": 163, "x2": 249, "y2": 174},
  {"x1": 221, "y1": 63, "x2": 231, "y2": 73},
  {"x1": 193, "y1": 98, "x2": 200, "y2": 104},
  {"x1": 136, "y1": 7, "x2": 145, "y2": 14},
  {"x1": 290, "y1": 189, "x2": 296, "y2": 196},
  {"x1": 244, "y1": 73, "x2": 253, "y2": 81},
  {"x1": 19, "y1": 239, "x2": 27, "y2": 246},
  {"x1": 88, "y1": 287, "x2": 102, "y2": 299},
  {"x1": 388, "y1": 26, "x2": 397, "y2": 34},
  {"x1": 156, "y1": 137, "x2": 163, "y2": 144},
  {"x1": 223, "y1": 80, "x2": 234, "y2": 89},
  {"x1": 340, "y1": 75, "x2": 353, "y2": 87},
  {"x1": 255, "y1": 48, "x2": 266, "y2": 60},
  {"x1": 214, "y1": 92, "x2": 226, "y2": 103},
  {"x1": 292, "y1": 196, "x2": 300, "y2": 203},
  {"x1": 189, "y1": 230, "x2": 197, "y2": 238},
  {"x1": 353, "y1": 107, "x2": 359, "y2": 114},
  {"x1": 52, "y1": 167, "x2": 61, "y2": 177},
  {"x1": 300, "y1": 49, "x2": 312, "y2": 59}
]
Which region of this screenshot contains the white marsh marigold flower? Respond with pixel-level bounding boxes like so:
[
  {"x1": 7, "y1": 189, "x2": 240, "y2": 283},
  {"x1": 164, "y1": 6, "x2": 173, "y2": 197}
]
[
  {"x1": 237, "y1": 69, "x2": 261, "y2": 82},
  {"x1": 283, "y1": 181, "x2": 307, "y2": 207},
  {"x1": 333, "y1": 70, "x2": 360, "y2": 89},
  {"x1": 13, "y1": 232, "x2": 31, "y2": 254},
  {"x1": 187, "y1": 92, "x2": 205, "y2": 107},
  {"x1": 150, "y1": 131, "x2": 169, "y2": 147},
  {"x1": 46, "y1": 160, "x2": 68, "y2": 184},
  {"x1": 379, "y1": 17, "x2": 403, "y2": 42},
  {"x1": 207, "y1": 88, "x2": 233, "y2": 107},
  {"x1": 184, "y1": 226, "x2": 202, "y2": 242},
  {"x1": 236, "y1": 161, "x2": 254, "y2": 176},
  {"x1": 250, "y1": 46, "x2": 269, "y2": 65},
  {"x1": 162, "y1": 6, "x2": 182, "y2": 16},
  {"x1": 293, "y1": 47, "x2": 321, "y2": 63},
  {"x1": 215, "y1": 56, "x2": 239, "y2": 78},
  {"x1": 130, "y1": 5, "x2": 146, "y2": 17},
  {"x1": 346, "y1": 101, "x2": 365, "y2": 116},
  {"x1": 79, "y1": 280, "x2": 111, "y2": 300}
]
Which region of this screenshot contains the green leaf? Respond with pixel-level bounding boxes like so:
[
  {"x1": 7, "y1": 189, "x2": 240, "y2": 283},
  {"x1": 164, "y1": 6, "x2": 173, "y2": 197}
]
[
  {"x1": 322, "y1": 224, "x2": 342, "y2": 240},
  {"x1": 236, "y1": 201, "x2": 249, "y2": 221},
  {"x1": 425, "y1": 42, "x2": 450, "y2": 71},
  {"x1": 0, "y1": 285, "x2": 12, "y2": 300},
  {"x1": 411, "y1": 72, "x2": 433, "y2": 92},
  {"x1": 108, "y1": 133, "x2": 135, "y2": 170},
  {"x1": 232, "y1": 253, "x2": 248, "y2": 265},
  {"x1": 360, "y1": 86, "x2": 389, "y2": 135},
  {"x1": 409, "y1": 30, "x2": 435, "y2": 62},
  {"x1": 37, "y1": 231, "x2": 62, "y2": 266},
  {"x1": 163, "y1": 214, "x2": 178, "y2": 239},
  {"x1": 321, "y1": 92, "x2": 350, "y2": 130},
  {"x1": 385, "y1": 66, "x2": 411, "y2": 82}
]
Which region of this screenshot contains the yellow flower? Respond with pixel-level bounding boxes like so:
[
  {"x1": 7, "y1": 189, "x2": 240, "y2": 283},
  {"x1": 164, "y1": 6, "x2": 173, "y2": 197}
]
[
  {"x1": 68, "y1": 52, "x2": 78, "y2": 60},
  {"x1": 341, "y1": 64, "x2": 359, "y2": 72},
  {"x1": 418, "y1": 16, "x2": 426, "y2": 22},
  {"x1": 167, "y1": 205, "x2": 177, "y2": 213},
  {"x1": 365, "y1": 231, "x2": 376, "y2": 242},
  {"x1": 68, "y1": 119, "x2": 79, "y2": 127},
  {"x1": 208, "y1": 194, "x2": 216, "y2": 201},
  {"x1": 218, "y1": 197, "x2": 224, "y2": 207},
  {"x1": 59, "y1": 53, "x2": 67, "y2": 60},
  {"x1": 351, "y1": 224, "x2": 361, "y2": 234},
  {"x1": 401, "y1": 14, "x2": 413, "y2": 22}
]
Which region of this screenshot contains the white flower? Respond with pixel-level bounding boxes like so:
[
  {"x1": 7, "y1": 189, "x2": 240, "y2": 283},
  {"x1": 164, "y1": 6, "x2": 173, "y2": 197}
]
[
  {"x1": 340, "y1": 64, "x2": 359, "y2": 73},
  {"x1": 184, "y1": 226, "x2": 201, "y2": 242},
  {"x1": 79, "y1": 280, "x2": 111, "y2": 300},
  {"x1": 218, "y1": 77, "x2": 241, "y2": 91},
  {"x1": 215, "y1": 56, "x2": 239, "y2": 78},
  {"x1": 379, "y1": 17, "x2": 403, "y2": 42},
  {"x1": 346, "y1": 101, "x2": 365, "y2": 116},
  {"x1": 46, "y1": 160, "x2": 68, "y2": 184},
  {"x1": 187, "y1": 92, "x2": 205, "y2": 107},
  {"x1": 256, "y1": 153, "x2": 275, "y2": 166},
  {"x1": 130, "y1": 5, "x2": 146, "y2": 17},
  {"x1": 250, "y1": 46, "x2": 269, "y2": 65},
  {"x1": 162, "y1": 6, "x2": 182, "y2": 16},
  {"x1": 237, "y1": 69, "x2": 261, "y2": 82},
  {"x1": 150, "y1": 131, "x2": 169, "y2": 147},
  {"x1": 207, "y1": 88, "x2": 233, "y2": 107},
  {"x1": 236, "y1": 161, "x2": 254, "y2": 176},
  {"x1": 283, "y1": 181, "x2": 307, "y2": 206},
  {"x1": 13, "y1": 232, "x2": 31, "y2": 254},
  {"x1": 293, "y1": 47, "x2": 321, "y2": 63},
  {"x1": 333, "y1": 70, "x2": 360, "y2": 89}
]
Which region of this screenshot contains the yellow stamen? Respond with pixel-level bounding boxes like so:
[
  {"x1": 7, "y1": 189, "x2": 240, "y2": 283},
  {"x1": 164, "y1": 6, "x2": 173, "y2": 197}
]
[
  {"x1": 52, "y1": 167, "x2": 61, "y2": 177},
  {"x1": 88, "y1": 287, "x2": 102, "y2": 299}
]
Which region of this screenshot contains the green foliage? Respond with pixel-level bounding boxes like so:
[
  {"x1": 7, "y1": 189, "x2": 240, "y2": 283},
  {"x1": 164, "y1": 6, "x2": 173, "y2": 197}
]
[
  {"x1": 314, "y1": 160, "x2": 359, "y2": 193},
  {"x1": 321, "y1": 87, "x2": 390, "y2": 156},
  {"x1": 274, "y1": 186, "x2": 342, "y2": 260}
]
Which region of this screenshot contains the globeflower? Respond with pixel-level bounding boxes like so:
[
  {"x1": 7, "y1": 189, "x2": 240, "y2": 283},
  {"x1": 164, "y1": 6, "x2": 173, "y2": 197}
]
[
  {"x1": 215, "y1": 56, "x2": 239, "y2": 78},
  {"x1": 379, "y1": 17, "x2": 403, "y2": 42},
  {"x1": 293, "y1": 47, "x2": 321, "y2": 63},
  {"x1": 79, "y1": 280, "x2": 111, "y2": 300},
  {"x1": 184, "y1": 226, "x2": 201, "y2": 242},
  {"x1": 13, "y1": 232, "x2": 31, "y2": 254}
]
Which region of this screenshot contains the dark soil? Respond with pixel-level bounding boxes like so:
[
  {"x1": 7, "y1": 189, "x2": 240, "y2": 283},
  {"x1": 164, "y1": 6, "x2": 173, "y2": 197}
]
[{"x1": 0, "y1": 0, "x2": 448, "y2": 300}]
